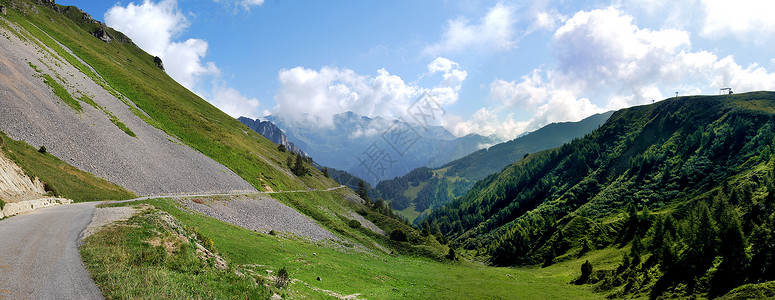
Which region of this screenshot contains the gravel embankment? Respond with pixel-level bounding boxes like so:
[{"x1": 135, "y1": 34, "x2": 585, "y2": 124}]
[
  {"x1": 81, "y1": 206, "x2": 137, "y2": 239},
  {"x1": 182, "y1": 195, "x2": 340, "y2": 242},
  {"x1": 0, "y1": 20, "x2": 256, "y2": 196}
]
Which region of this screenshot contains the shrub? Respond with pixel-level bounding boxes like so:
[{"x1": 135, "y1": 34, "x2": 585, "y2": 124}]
[
  {"x1": 577, "y1": 260, "x2": 593, "y2": 284},
  {"x1": 38, "y1": 145, "x2": 46, "y2": 154},
  {"x1": 348, "y1": 219, "x2": 361, "y2": 229},
  {"x1": 269, "y1": 230, "x2": 276, "y2": 236},
  {"x1": 390, "y1": 229, "x2": 408, "y2": 242},
  {"x1": 0, "y1": 198, "x2": 5, "y2": 210},
  {"x1": 445, "y1": 247, "x2": 457, "y2": 260},
  {"x1": 276, "y1": 267, "x2": 290, "y2": 288},
  {"x1": 277, "y1": 144, "x2": 286, "y2": 152}
]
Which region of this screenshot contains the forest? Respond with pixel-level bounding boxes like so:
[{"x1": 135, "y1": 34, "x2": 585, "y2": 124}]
[{"x1": 421, "y1": 92, "x2": 775, "y2": 297}]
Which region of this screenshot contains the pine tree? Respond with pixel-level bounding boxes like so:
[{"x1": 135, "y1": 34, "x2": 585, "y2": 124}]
[
  {"x1": 292, "y1": 153, "x2": 307, "y2": 176},
  {"x1": 684, "y1": 202, "x2": 717, "y2": 276},
  {"x1": 357, "y1": 180, "x2": 370, "y2": 202},
  {"x1": 715, "y1": 208, "x2": 748, "y2": 287},
  {"x1": 322, "y1": 167, "x2": 329, "y2": 178}
]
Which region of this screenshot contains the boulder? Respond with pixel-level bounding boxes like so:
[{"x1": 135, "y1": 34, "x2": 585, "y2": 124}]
[
  {"x1": 1, "y1": 5, "x2": 6, "y2": 15},
  {"x1": 154, "y1": 56, "x2": 165, "y2": 71},
  {"x1": 92, "y1": 27, "x2": 112, "y2": 43}
]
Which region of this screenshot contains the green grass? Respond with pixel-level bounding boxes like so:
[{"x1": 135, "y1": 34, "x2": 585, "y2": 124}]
[
  {"x1": 80, "y1": 208, "x2": 272, "y2": 299},
  {"x1": 395, "y1": 204, "x2": 422, "y2": 223},
  {"x1": 0, "y1": 131, "x2": 135, "y2": 201},
  {"x1": 104, "y1": 198, "x2": 605, "y2": 299}
]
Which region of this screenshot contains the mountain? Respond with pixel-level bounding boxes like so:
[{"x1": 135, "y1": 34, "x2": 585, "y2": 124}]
[
  {"x1": 375, "y1": 112, "x2": 613, "y2": 222},
  {"x1": 265, "y1": 112, "x2": 496, "y2": 185},
  {"x1": 238, "y1": 117, "x2": 306, "y2": 155},
  {"x1": 423, "y1": 92, "x2": 775, "y2": 298}
]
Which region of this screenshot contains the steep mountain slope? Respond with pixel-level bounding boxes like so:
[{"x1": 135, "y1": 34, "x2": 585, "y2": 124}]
[
  {"x1": 266, "y1": 112, "x2": 496, "y2": 184},
  {"x1": 0, "y1": 1, "x2": 337, "y2": 195},
  {"x1": 375, "y1": 112, "x2": 612, "y2": 222},
  {"x1": 238, "y1": 117, "x2": 306, "y2": 155},
  {"x1": 424, "y1": 92, "x2": 775, "y2": 297},
  {"x1": 0, "y1": 131, "x2": 133, "y2": 202}
]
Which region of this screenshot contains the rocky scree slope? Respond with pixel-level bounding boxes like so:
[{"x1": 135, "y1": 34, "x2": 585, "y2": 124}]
[{"x1": 0, "y1": 6, "x2": 256, "y2": 196}]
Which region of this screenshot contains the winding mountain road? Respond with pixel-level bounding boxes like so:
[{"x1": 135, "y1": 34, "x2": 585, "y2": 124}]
[
  {"x1": 0, "y1": 185, "x2": 348, "y2": 299},
  {"x1": 0, "y1": 202, "x2": 102, "y2": 300}
]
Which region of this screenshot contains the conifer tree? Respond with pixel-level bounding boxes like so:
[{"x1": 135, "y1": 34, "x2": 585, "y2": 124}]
[{"x1": 357, "y1": 180, "x2": 370, "y2": 202}]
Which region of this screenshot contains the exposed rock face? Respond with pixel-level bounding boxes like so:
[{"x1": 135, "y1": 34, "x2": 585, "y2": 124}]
[
  {"x1": 92, "y1": 27, "x2": 112, "y2": 43},
  {"x1": 153, "y1": 56, "x2": 164, "y2": 71},
  {"x1": 238, "y1": 117, "x2": 306, "y2": 156},
  {"x1": 0, "y1": 150, "x2": 47, "y2": 202}
]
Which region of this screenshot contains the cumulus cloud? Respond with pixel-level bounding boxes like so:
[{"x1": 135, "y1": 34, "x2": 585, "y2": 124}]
[
  {"x1": 105, "y1": 0, "x2": 262, "y2": 118},
  {"x1": 210, "y1": 85, "x2": 261, "y2": 118},
  {"x1": 552, "y1": 7, "x2": 775, "y2": 107},
  {"x1": 469, "y1": 6, "x2": 775, "y2": 140},
  {"x1": 273, "y1": 58, "x2": 467, "y2": 128},
  {"x1": 448, "y1": 108, "x2": 531, "y2": 142},
  {"x1": 701, "y1": 0, "x2": 775, "y2": 40},
  {"x1": 105, "y1": 0, "x2": 218, "y2": 89},
  {"x1": 424, "y1": 3, "x2": 517, "y2": 55}
]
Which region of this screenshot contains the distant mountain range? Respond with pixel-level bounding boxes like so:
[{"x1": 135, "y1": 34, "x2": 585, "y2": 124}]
[
  {"x1": 238, "y1": 117, "x2": 306, "y2": 156},
  {"x1": 263, "y1": 112, "x2": 498, "y2": 185},
  {"x1": 375, "y1": 111, "x2": 614, "y2": 223}
]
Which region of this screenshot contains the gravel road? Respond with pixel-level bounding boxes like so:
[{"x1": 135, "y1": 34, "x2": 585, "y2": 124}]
[
  {"x1": 0, "y1": 202, "x2": 102, "y2": 300},
  {"x1": 182, "y1": 195, "x2": 341, "y2": 241}
]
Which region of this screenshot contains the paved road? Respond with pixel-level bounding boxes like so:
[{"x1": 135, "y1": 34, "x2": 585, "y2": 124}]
[
  {"x1": 0, "y1": 185, "x2": 348, "y2": 299},
  {"x1": 0, "y1": 202, "x2": 103, "y2": 300}
]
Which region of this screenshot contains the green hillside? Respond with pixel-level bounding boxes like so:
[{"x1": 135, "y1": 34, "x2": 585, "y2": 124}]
[
  {"x1": 375, "y1": 112, "x2": 612, "y2": 223},
  {"x1": 425, "y1": 91, "x2": 775, "y2": 298}
]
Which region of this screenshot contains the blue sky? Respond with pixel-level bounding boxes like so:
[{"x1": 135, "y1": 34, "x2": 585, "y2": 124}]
[{"x1": 59, "y1": 0, "x2": 775, "y2": 141}]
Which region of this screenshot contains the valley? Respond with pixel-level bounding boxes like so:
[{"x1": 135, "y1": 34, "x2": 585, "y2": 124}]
[{"x1": 0, "y1": 0, "x2": 774, "y2": 299}]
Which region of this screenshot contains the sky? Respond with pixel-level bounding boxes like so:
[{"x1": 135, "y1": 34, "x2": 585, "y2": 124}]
[{"x1": 58, "y1": 0, "x2": 775, "y2": 141}]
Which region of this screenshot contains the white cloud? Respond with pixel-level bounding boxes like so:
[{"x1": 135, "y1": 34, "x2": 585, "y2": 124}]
[
  {"x1": 701, "y1": 0, "x2": 775, "y2": 40},
  {"x1": 448, "y1": 108, "x2": 531, "y2": 142},
  {"x1": 424, "y1": 3, "x2": 517, "y2": 55},
  {"x1": 106, "y1": 0, "x2": 262, "y2": 118},
  {"x1": 528, "y1": 9, "x2": 565, "y2": 33},
  {"x1": 427, "y1": 57, "x2": 457, "y2": 74},
  {"x1": 105, "y1": 0, "x2": 217, "y2": 89},
  {"x1": 273, "y1": 58, "x2": 468, "y2": 128},
  {"x1": 210, "y1": 86, "x2": 261, "y2": 118},
  {"x1": 274, "y1": 66, "x2": 416, "y2": 127},
  {"x1": 469, "y1": 6, "x2": 775, "y2": 140},
  {"x1": 213, "y1": 0, "x2": 265, "y2": 11}
]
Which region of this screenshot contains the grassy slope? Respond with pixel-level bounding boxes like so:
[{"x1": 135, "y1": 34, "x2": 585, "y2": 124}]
[
  {"x1": 0, "y1": 131, "x2": 134, "y2": 201},
  {"x1": 2, "y1": 1, "x2": 338, "y2": 193},
  {"x1": 108, "y1": 198, "x2": 604, "y2": 299},
  {"x1": 81, "y1": 206, "x2": 271, "y2": 299}
]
